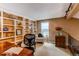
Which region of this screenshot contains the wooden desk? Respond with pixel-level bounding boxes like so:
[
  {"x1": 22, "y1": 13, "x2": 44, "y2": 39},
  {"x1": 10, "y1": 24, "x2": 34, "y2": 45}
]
[{"x1": 0, "y1": 42, "x2": 33, "y2": 56}]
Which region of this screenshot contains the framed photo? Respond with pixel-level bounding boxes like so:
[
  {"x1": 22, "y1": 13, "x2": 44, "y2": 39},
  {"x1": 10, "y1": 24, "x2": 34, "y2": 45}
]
[{"x1": 16, "y1": 29, "x2": 22, "y2": 35}]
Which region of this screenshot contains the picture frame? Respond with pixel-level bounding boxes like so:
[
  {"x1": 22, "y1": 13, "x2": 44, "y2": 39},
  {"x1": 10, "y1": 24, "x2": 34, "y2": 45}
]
[{"x1": 16, "y1": 29, "x2": 22, "y2": 35}]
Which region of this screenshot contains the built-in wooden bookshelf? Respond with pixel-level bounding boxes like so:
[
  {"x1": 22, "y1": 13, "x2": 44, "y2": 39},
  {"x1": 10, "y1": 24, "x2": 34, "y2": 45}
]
[
  {"x1": 29, "y1": 20, "x2": 34, "y2": 34},
  {"x1": 0, "y1": 10, "x2": 25, "y2": 44},
  {"x1": 0, "y1": 9, "x2": 34, "y2": 44},
  {"x1": 33, "y1": 21, "x2": 38, "y2": 35},
  {"x1": 24, "y1": 19, "x2": 33, "y2": 34},
  {"x1": 0, "y1": 15, "x2": 1, "y2": 38},
  {"x1": 24, "y1": 19, "x2": 29, "y2": 34},
  {"x1": 0, "y1": 11, "x2": 15, "y2": 43},
  {"x1": 15, "y1": 16, "x2": 23, "y2": 43}
]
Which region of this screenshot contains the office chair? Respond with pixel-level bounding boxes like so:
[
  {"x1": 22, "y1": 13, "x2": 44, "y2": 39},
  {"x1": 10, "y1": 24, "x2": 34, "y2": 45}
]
[
  {"x1": 38, "y1": 33, "x2": 43, "y2": 37},
  {"x1": 23, "y1": 34, "x2": 36, "y2": 54}
]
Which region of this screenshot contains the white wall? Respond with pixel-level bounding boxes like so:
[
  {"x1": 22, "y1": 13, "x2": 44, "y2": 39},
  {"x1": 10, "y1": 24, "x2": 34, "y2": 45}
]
[
  {"x1": 0, "y1": 3, "x2": 69, "y2": 20},
  {"x1": 0, "y1": 3, "x2": 29, "y2": 19}
]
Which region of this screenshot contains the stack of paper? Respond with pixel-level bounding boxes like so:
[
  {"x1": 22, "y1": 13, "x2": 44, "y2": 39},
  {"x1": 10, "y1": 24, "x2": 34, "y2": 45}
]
[{"x1": 3, "y1": 47, "x2": 23, "y2": 55}]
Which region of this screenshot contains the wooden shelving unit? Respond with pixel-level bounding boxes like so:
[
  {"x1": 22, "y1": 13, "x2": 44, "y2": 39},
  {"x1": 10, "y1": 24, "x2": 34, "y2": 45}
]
[
  {"x1": 0, "y1": 10, "x2": 25, "y2": 44},
  {"x1": 0, "y1": 15, "x2": 1, "y2": 38},
  {"x1": 25, "y1": 19, "x2": 30, "y2": 34},
  {"x1": 15, "y1": 16, "x2": 23, "y2": 43},
  {"x1": 0, "y1": 11, "x2": 15, "y2": 43},
  {"x1": 33, "y1": 21, "x2": 38, "y2": 35},
  {"x1": 29, "y1": 20, "x2": 34, "y2": 34},
  {"x1": 24, "y1": 19, "x2": 33, "y2": 34}
]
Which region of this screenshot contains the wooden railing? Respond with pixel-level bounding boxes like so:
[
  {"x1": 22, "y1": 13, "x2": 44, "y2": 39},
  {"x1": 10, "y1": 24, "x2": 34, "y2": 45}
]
[{"x1": 65, "y1": 3, "x2": 79, "y2": 19}]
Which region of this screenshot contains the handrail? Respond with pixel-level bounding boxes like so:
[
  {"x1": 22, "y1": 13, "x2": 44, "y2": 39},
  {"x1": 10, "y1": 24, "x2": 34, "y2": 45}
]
[{"x1": 65, "y1": 3, "x2": 72, "y2": 18}]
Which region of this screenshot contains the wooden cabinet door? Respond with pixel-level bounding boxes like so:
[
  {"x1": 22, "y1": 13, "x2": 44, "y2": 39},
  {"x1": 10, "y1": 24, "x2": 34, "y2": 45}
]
[{"x1": 55, "y1": 36, "x2": 66, "y2": 48}]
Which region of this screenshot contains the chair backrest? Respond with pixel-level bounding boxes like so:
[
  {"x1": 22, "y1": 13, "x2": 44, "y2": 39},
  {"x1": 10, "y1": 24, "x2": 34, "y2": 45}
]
[
  {"x1": 38, "y1": 33, "x2": 43, "y2": 37},
  {"x1": 23, "y1": 34, "x2": 35, "y2": 47}
]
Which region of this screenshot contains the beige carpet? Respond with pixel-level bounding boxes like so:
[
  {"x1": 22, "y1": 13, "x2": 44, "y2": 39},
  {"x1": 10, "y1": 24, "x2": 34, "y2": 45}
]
[{"x1": 34, "y1": 42, "x2": 71, "y2": 56}]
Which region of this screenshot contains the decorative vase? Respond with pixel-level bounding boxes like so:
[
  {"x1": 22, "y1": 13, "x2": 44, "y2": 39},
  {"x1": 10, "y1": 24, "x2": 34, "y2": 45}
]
[{"x1": 3, "y1": 27, "x2": 8, "y2": 31}]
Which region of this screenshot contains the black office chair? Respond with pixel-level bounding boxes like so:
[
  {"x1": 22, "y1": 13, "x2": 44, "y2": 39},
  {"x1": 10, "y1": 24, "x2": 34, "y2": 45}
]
[
  {"x1": 23, "y1": 34, "x2": 36, "y2": 54},
  {"x1": 38, "y1": 33, "x2": 43, "y2": 37}
]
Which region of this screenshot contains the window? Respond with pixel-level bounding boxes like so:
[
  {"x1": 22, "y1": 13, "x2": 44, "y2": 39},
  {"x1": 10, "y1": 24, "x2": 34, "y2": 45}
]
[{"x1": 41, "y1": 21, "x2": 49, "y2": 37}]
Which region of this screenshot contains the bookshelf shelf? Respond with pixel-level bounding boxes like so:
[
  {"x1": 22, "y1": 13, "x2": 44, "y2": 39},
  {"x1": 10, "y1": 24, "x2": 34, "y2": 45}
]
[
  {"x1": 16, "y1": 35, "x2": 23, "y2": 37},
  {"x1": 3, "y1": 24, "x2": 14, "y2": 27},
  {"x1": 2, "y1": 36, "x2": 14, "y2": 39},
  {"x1": 3, "y1": 31, "x2": 14, "y2": 33},
  {"x1": 16, "y1": 25, "x2": 23, "y2": 27},
  {"x1": 3, "y1": 17, "x2": 15, "y2": 21}
]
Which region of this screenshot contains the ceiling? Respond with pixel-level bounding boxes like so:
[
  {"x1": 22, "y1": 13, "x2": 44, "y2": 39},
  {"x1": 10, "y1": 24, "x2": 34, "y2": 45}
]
[{"x1": 0, "y1": 3, "x2": 70, "y2": 20}]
